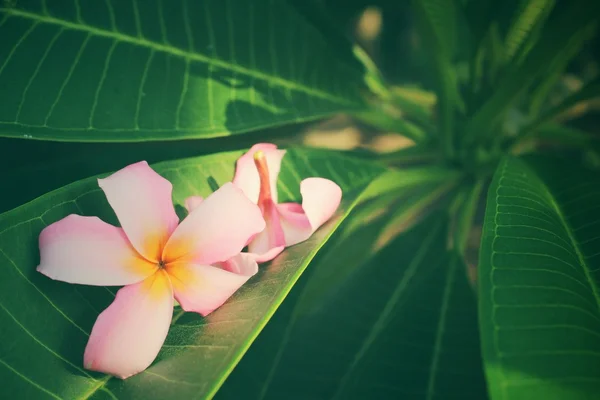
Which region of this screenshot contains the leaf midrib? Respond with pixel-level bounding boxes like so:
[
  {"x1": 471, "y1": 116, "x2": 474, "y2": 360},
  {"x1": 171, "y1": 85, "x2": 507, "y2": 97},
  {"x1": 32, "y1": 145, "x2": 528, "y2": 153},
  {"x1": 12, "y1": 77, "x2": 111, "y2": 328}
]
[
  {"x1": 1, "y1": 8, "x2": 357, "y2": 107},
  {"x1": 425, "y1": 254, "x2": 457, "y2": 400},
  {"x1": 535, "y1": 169, "x2": 600, "y2": 312}
]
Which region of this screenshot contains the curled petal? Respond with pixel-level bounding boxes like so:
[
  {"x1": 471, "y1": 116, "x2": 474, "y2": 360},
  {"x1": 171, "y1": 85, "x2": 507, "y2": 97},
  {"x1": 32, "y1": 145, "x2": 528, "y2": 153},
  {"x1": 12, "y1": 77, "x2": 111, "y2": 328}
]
[
  {"x1": 250, "y1": 246, "x2": 285, "y2": 264},
  {"x1": 83, "y1": 270, "x2": 173, "y2": 379},
  {"x1": 247, "y1": 202, "x2": 286, "y2": 262},
  {"x1": 163, "y1": 183, "x2": 265, "y2": 265},
  {"x1": 278, "y1": 178, "x2": 342, "y2": 247},
  {"x1": 166, "y1": 256, "x2": 258, "y2": 316},
  {"x1": 98, "y1": 161, "x2": 179, "y2": 262},
  {"x1": 217, "y1": 252, "x2": 260, "y2": 274},
  {"x1": 38, "y1": 215, "x2": 156, "y2": 286},
  {"x1": 232, "y1": 143, "x2": 286, "y2": 204},
  {"x1": 184, "y1": 196, "x2": 204, "y2": 213}
]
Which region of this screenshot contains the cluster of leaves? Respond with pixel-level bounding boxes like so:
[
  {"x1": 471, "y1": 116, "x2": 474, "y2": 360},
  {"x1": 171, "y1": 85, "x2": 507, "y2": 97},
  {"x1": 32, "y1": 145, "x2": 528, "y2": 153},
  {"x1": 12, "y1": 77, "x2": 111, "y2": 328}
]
[{"x1": 0, "y1": 0, "x2": 599, "y2": 399}]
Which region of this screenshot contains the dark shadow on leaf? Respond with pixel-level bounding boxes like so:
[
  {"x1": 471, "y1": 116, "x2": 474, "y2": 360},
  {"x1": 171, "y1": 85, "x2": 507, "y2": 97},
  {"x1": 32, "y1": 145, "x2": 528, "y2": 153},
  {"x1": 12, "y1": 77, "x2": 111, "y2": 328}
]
[{"x1": 174, "y1": 204, "x2": 188, "y2": 221}]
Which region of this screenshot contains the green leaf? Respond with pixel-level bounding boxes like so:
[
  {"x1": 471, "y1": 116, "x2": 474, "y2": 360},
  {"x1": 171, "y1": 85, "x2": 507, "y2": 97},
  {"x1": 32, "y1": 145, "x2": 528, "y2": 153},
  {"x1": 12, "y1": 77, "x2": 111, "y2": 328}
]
[
  {"x1": 0, "y1": 0, "x2": 366, "y2": 142},
  {"x1": 527, "y1": 23, "x2": 597, "y2": 116},
  {"x1": 511, "y1": 124, "x2": 599, "y2": 155},
  {"x1": 452, "y1": 179, "x2": 485, "y2": 254},
  {"x1": 479, "y1": 156, "x2": 600, "y2": 399},
  {"x1": 0, "y1": 147, "x2": 385, "y2": 399},
  {"x1": 412, "y1": 0, "x2": 463, "y2": 158},
  {"x1": 359, "y1": 166, "x2": 461, "y2": 204},
  {"x1": 218, "y1": 214, "x2": 487, "y2": 399},
  {"x1": 516, "y1": 76, "x2": 600, "y2": 143},
  {"x1": 463, "y1": 0, "x2": 600, "y2": 145},
  {"x1": 390, "y1": 85, "x2": 437, "y2": 127},
  {"x1": 504, "y1": 0, "x2": 555, "y2": 62},
  {"x1": 295, "y1": 167, "x2": 463, "y2": 308},
  {"x1": 353, "y1": 106, "x2": 428, "y2": 143},
  {"x1": 0, "y1": 130, "x2": 296, "y2": 214},
  {"x1": 374, "y1": 143, "x2": 440, "y2": 166}
]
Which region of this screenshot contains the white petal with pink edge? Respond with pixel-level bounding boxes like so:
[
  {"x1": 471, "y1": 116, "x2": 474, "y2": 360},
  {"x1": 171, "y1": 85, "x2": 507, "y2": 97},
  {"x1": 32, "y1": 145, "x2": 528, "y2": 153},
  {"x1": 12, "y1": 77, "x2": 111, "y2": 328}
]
[
  {"x1": 232, "y1": 143, "x2": 286, "y2": 204},
  {"x1": 98, "y1": 161, "x2": 179, "y2": 262},
  {"x1": 278, "y1": 178, "x2": 342, "y2": 247},
  {"x1": 184, "y1": 196, "x2": 204, "y2": 213},
  {"x1": 247, "y1": 202, "x2": 286, "y2": 262},
  {"x1": 83, "y1": 270, "x2": 173, "y2": 379},
  {"x1": 162, "y1": 183, "x2": 265, "y2": 265},
  {"x1": 166, "y1": 257, "x2": 258, "y2": 316},
  {"x1": 38, "y1": 215, "x2": 156, "y2": 286}
]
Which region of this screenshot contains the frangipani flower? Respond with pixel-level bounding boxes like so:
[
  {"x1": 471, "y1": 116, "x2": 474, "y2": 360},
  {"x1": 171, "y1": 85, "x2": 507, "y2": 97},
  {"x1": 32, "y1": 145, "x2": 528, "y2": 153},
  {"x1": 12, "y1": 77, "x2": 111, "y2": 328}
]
[
  {"x1": 37, "y1": 161, "x2": 265, "y2": 379},
  {"x1": 190, "y1": 143, "x2": 341, "y2": 262}
]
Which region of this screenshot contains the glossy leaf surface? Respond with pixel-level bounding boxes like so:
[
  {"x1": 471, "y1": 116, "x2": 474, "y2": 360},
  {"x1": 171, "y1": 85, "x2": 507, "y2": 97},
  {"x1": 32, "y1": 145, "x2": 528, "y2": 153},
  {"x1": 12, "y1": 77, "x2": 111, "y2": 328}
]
[
  {"x1": 0, "y1": 148, "x2": 385, "y2": 399},
  {"x1": 479, "y1": 156, "x2": 600, "y2": 399},
  {"x1": 0, "y1": 0, "x2": 365, "y2": 142},
  {"x1": 220, "y1": 214, "x2": 487, "y2": 399}
]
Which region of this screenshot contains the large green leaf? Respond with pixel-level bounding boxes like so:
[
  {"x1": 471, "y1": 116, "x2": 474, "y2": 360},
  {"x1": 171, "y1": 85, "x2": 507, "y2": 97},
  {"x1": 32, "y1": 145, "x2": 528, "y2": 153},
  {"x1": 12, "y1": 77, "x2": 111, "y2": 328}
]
[
  {"x1": 219, "y1": 213, "x2": 488, "y2": 399},
  {"x1": 479, "y1": 156, "x2": 600, "y2": 399},
  {"x1": 0, "y1": 127, "x2": 298, "y2": 214},
  {"x1": 0, "y1": 0, "x2": 366, "y2": 142},
  {"x1": 0, "y1": 148, "x2": 386, "y2": 399}
]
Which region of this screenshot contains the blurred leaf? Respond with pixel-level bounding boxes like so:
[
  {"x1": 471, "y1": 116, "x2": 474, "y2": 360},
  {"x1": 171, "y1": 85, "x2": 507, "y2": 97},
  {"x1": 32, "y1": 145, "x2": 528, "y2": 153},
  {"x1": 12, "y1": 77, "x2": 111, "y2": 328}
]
[
  {"x1": 479, "y1": 156, "x2": 600, "y2": 399},
  {"x1": 412, "y1": 0, "x2": 457, "y2": 59},
  {"x1": 464, "y1": 0, "x2": 600, "y2": 145},
  {"x1": 527, "y1": 22, "x2": 597, "y2": 116},
  {"x1": 504, "y1": 0, "x2": 555, "y2": 62},
  {"x1": 511, "y1": 124, "x2": 599, "y2": 155},
  {"x1": 219, "y1": 214, "x2": 488, "y2": 399},
  {"x1": 0, "y1": 0, "x2": 366, "y2": 142},
  {"x1": 389, "y1": 85, "x2": 437, "y2": 131},
  {"x1": 359, "y1": 166, "x2": 461, "y2": 204},
  {"x1": 0, "y1": 147, "x2": 386, "y2": 399},
  {"x1": 452, "y1": 179, "x2": 485, "y2": 254},
  {"x1": 412, "y1": 0, "x2": 463, "y2": 157},
  {"x1": 374, "y1": 143, "x2": 440, "y2": 165},
  {"x1": 353, "y1": 106, "x2": 428, "y2": 142},
  {"x1": 519, "y1": 76, "x2": 600, "y2": 140},
  {"x1": 464, "y1": 0, "x2": 495, "y2": 48}
]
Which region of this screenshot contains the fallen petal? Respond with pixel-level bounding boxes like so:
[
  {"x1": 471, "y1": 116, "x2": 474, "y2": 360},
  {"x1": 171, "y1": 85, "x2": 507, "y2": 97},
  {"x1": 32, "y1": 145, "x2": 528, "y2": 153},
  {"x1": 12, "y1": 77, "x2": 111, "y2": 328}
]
[
  {"x1": 184, "y1": 196, "x2": 204, "y2": 213},
  {"x1": 38, "y1": 215, "x2": 156, "y2": 286},
  {"x1": 251, "y1": 246, "x2": 285, "y2": 263},
  {"x1": 163, "y1": 183, "x2": 265, "y2": 265},
  {"x1": 278, "y1": 178, "x2": 342, "y2": 247},
  {"x1": 247, "y1": 202, "x2": 286, "y2": 262},
  {"x1": 83, "y1": 270, "x2": 173, "y2": 379},
  {"x1": 98, "y1": 161, "x2": 179, "y2": 263},
  {"x1": 232, "y1": 143, "x2": 286, "y2": 204},
  {"x1": 166, "y1": 256, "x2": 258, "y2": 316}
]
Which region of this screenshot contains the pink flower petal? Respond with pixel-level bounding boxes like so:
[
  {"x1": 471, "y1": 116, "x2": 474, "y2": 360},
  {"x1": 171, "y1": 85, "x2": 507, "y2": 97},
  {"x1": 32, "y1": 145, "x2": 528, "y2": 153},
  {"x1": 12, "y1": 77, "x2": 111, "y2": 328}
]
[
  {"x1": 251, "y1": 246, "x2": 285, "y2": 263},
  {"x1": 37, "y1": 215, "x2": 157, "y2": 286},
  {"x1": 98, "y1": 161, "x2": 179, "y2": 263},
  {"x1": 217, "y1": 252, "x2": 260, "y2": 274},
  {"x1": 278, "y1": 178, "x2": 342, "y2": 247},
  {"x1": 163, "y1": 183, "x2": 265, "y2": 265},
  {"x1": 83, "y1": 270, "x2": 173, "y2": 379},
  {"x1": 232, "y1": 143, "x2": 286, "y2": 204},
  {"x1": 247, "y1": 201, "x2": 286, "y2": 262},
  {"x1": 184, "y1": 196, "x2": 204, "y2": 213},
  {"x1": 166, "y1": 257, "x2": 258, "y2": 316}
]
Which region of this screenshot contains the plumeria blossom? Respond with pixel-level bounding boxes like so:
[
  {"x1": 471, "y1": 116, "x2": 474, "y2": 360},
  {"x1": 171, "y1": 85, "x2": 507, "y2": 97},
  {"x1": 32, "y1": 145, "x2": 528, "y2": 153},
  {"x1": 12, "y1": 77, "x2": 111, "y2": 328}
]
[
  {"x1": 37, "y1": 161, "x2": 265, "y2": 379},
  {"x1": 186, "y1": 144, "x2": 342, "y2": 263}
]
